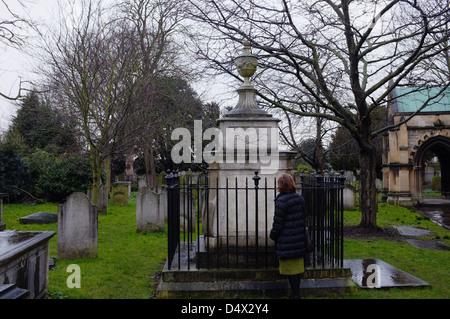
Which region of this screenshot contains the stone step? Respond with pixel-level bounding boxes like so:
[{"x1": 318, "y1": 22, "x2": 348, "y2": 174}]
[
  {"x1": 161, "y1": 266, "x2": 352, "y2": 283},
  {"x1": 159, "y1": 238, "x2": 354, "y2": 298},
  {"x1": 0, "y1": 284, "x2": 29, "y2": 299},
  {"x1": 158, "y1": 258, "x2": 355, "y2": 298},
  {"x1": 156, "y1": 277, "x2": 356, "y2": 299}
]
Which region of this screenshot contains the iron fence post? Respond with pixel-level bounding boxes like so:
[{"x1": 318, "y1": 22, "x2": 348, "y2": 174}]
[
  {"x1": 253, "y1": 171, "x2": 261, "y2": 268},
  {"x1": 339, "y1": 170, "x2": 346, "y2": 267},
  {"x1": 166, "y1": 169, "x2": 180, "y2": 270}
]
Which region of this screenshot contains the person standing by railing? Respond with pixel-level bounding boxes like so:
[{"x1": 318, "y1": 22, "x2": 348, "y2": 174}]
[{"x1": 270, "y1": 174, "x2": 307, "y2": 299}]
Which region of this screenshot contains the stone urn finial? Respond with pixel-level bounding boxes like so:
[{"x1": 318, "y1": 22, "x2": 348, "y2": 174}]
[
  {"x1": 224, "y1": 41, "x2": 271, "y2": 118},
  {"x1": 235, "y1": 41, "x2": 258, "y2": 86}
]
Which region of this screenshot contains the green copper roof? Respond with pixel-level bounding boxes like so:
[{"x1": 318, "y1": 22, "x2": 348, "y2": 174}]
[{"x1": 391, "y1": 86, "x2": 450, "y2": 113}]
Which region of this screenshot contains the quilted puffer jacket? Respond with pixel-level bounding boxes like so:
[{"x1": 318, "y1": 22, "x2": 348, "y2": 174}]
[{"x1": 270, "y1": 191, "x2": 307, "y2": 259}]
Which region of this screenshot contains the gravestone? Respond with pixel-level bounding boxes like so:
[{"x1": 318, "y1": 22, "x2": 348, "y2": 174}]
[
  {"x1": 158, "y1": 187, "x2": 168, "y2": 223},
  {"x1": 87, "y1": 185, "x2": 108, "y2": 214},
  {"x1": 180, "y1": 189, "x2": 196, "y2": 233},
  {"x1": 111, "y1": 183, "x2": 129, "y2": 206},
  {"x1": 343, "y1": 184, "x2": 356, "y2": 211},
  {"x1": 375, "y1": 179, "x2": 382, "y2": 193},
  {"x1": 344, "y1": 171, "x2": 355, "y2": 185},
  {"x1": 114, "y1": 181, "x2": 131, "y2": 197},
  {"x1": 138, "y1": 177, "x2": 147, "y2": 190},
  {"x1": 57, "y1": 193, "x2": 98, "y2": 259},
  {"x1": 98, "y1": 185, "x2": 108, "y2": 214},
  {"x1": 424, "y1": 166, "x2": 435, "y2": 185},
  {"x1": 136, "y1": 187, "x2": 165, "y2": 232}
]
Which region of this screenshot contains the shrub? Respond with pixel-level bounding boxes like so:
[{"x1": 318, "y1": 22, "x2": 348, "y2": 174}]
[
  {"x1": 297, "y1": 164, "x2": 313, "y2": 172},
  {"x1": 26, "y1": 149, "x2": 55, "y2": 192},
  {"x1": 432, "y1": 175, "x2": 441, "y2": 191},
  {"x1": 37, "y1": 156, "x2": 93, "y2": 203}
]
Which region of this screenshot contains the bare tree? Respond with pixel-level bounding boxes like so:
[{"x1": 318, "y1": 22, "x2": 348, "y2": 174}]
[
  {"x1": 279, "y1": 109, "x2": 334, "y2": 172},
  {"x1": 115, "y1": 0, "x2": 195, "y2": 187},
  {"x1": 187, "y1": 0, "x2": 450, "y2": 228},
  {"x1": 36, "y1": 0, "x2": 197, "y2": 200},
  {"x1": 405, "y1": 0, "x2": 450, "y2": 84},
  {"x1": 37, "y1": 0, "x2": 145, "y2": 204},
  {"x1": 0, "y1": 0, "x2": 34, "y2": 100}
]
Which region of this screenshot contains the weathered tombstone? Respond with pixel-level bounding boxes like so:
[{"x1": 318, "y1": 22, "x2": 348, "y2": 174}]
[
  {"x1": 87, "y1": 185, "x2": 108, "y2": 214},
  {"x1": 111, "y1": 183, "x2": 129, "y2": 206},
  {"x1": 343, "y1": 184, "x2": 356, "y2": 211},
  {"x1": 136, "y1": 187, "x2": 165, "y2": 232},
  {"x1": 138, "y1": 177, "x2": 147, "y2": 191},
  {"x1": 375, "y1": 178, "x2": 382, "y2": 193},
  {"x1": 98, "y1": 185, "x2": 108, "y2": 214},
  {"x1": 57, "y1": 193, "x2": 98, "y2": 259},
  {"x1": 0, "y1": 193, "x2": 7, "y2": 231},
  {"x1": 424, "y1": 166, "x2": 434, "y2": 185},
  {"x1": 114, "y1": 181, "x2": 132, "y2": 197},
  {"x1": 180, "y1": 189, "x2": 196, "y2": 233},
  {"x1": 344, "y1": 171, "x2": 354, "y2": 185},
  {"x1": 158, "y1": 187, "x2": 168, "y2": 223}
]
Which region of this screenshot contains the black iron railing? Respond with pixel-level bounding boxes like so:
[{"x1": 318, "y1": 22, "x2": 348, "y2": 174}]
[
  {"x1": 295, "y1": 171, "x2": 346, "y2": 268},
  {"x1": 165, "y1": 170, "x2": 345, "y2": 270}
]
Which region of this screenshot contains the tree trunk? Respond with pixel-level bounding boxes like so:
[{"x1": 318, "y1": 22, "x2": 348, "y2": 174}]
[
  {"x1": 90, "y1": 151, "x2": 102, "y2": 206},
  {"x1": 125, "y1": 154, "x2": 135, "y2": 183},
  {"x1": 358, "y1": 143, "x2": 378, "y2": 229},
  {"x1": 103, "y1": 155, "x2": 111, "y2": 195},
  {"x1": 144, "y1": 146, "x2": 157, "y2": 188}
]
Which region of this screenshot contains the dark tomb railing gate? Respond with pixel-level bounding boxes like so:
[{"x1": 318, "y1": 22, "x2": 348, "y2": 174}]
[
  {"x1": 295, "y1": 171, "x2": 346, "y2": 269},
  {"x1": 165, "y1": 170, "x2": 346, "y2": 271}
]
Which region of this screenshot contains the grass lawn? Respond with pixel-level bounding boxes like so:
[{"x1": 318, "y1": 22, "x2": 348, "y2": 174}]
[
  {"x1": 2, "y1": 194, "x2": 167, "y2": 299},
  {"x1": 343, "y1": 203, "x2": 450, "y2": 299},
  {"x1": 2, "y1": 195, "x2": 449, "y2": 299}
]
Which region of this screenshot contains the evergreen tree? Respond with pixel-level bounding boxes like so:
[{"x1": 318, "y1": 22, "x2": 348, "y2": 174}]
[
  {"x1": 0, "y1": 145, "x2": 32, "y2": 202},
  {"x1": 7, "y1": 92, "x2": 80, "y2": 156}
]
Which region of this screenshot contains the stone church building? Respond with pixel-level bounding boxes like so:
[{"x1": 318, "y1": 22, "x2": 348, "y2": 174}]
[{"x1": 382, "y1": 86, "x2": 450, "y2": 207}]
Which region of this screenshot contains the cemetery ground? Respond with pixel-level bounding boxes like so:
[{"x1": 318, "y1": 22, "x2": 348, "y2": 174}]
[{"x1": 2, "y1": 193, "x2": 449, "y2": 299}]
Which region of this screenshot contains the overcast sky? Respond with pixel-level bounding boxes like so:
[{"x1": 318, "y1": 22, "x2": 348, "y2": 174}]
[
  {"x1": 0, "y1": 0, "x2": 238, "y2": 133},
  {"x1": 0, "y1": 0, "x2": 58, "y2": 132}
]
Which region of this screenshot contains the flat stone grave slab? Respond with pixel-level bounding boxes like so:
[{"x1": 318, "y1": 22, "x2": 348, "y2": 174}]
[
  {"x1": 406, "y1": 239, "x2": 450, "y2": 251},
  {"x1": 19, "y1": 212, "x2": 57, "y2": 225},
  {"x1": 344, "y1": 258, "x2": 430, "y2": 289},
  {"x1": 393, "y1": 225, "x2": 430, "y2": 237}
]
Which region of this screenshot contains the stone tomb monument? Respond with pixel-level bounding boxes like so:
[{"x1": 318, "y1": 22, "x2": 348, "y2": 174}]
[
  {"x1": 57, "y1": 192, "x2": 98, "y2": 259},
  {"x1": 0, "y1": 230, "x2": 55, "y2": 298},
  {"x1": 204, "y1": 42, "x2": 296, "y2": 249},
  {"x1": 157, "y1": 42, "x2": 357, "y2": 299}
]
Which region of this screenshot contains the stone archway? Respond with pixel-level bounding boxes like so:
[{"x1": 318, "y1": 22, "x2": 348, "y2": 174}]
[
  {"x1": 412, "y1": 135, "x2": 450, "y2": 202},
  {"x1": 382, "y1": 86, "x2": 450, "y2": 207}
]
